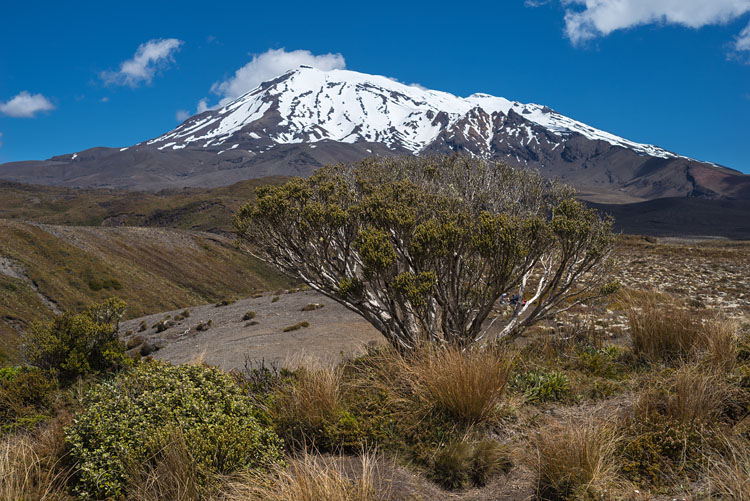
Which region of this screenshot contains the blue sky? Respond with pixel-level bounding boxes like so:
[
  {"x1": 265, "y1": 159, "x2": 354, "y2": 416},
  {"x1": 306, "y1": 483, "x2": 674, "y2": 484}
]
[{"x1": 1, "y1": 0, "x2": 749, "y2": 172}]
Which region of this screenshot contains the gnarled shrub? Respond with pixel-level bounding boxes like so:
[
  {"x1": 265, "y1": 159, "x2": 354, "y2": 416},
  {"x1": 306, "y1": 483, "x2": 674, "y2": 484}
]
[
  {"x1": 66, "y1": 361, "x2": 284, "y2": 499},
  {"x1": 235, "y1": 155, "x2": 616, "y2": 350}
]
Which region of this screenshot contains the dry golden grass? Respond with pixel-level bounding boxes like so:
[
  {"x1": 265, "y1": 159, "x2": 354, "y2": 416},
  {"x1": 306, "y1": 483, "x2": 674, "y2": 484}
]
[
  {"x1": 698, "y1": 317, "x2": 740, "y2": 371},
  {"x1": 0, "y1": 431, "x2": 68, "y2": 500},
  {"x1": 634, "y1": 365, "x2": 733, "y2": 428},
  {"x1": 388, "y1": 345, "x2": 513, "y2": 425},
  {"x1": 126, "y1": 428, "x2": 202, "y2": 501},
  {"x1": 708, "y1": 438, "x2": 750, "y2": 500},
  {"x1": 527, "y1": 417, "x2": 619, "y2": 500},
  {"x1": 221, "y1": 451, "x2": 386, "y2": 501},
  {"x1": 273, "y1": 366, "x2": 343, "y2": 443},
  {"x1": 626, "y1": 292, "x2": 702, "y2": 363}
]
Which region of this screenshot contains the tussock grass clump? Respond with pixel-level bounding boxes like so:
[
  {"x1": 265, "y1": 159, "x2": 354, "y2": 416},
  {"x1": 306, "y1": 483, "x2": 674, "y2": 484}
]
[
  {"x1": 633, "y1": 365, "x2": 733, "y2": 428},
  {"x1": 699, "y1": 317, "x2": 740, "y2": 371},
  {"x1": 283, "y1": 321, "x2": 310, "y2": 332},
  {"x1": 627, "y1": 294, "x2": 702, "y2": 363},
  {"x1": 626, "y1": 292, "x2": 740, "y2": 368},
  {"x1": 528, "y1": 418, "x2": 618, "y2": 500},
  {"x1": 223, "y1": 451, "x2": 386, "y2": 501},
  {"x1": 432, "y1": 438, "x2": 512, "y2": 489},
  {"x1": 272, "y1": 296, "x2": 280, "y2": 303},
  {"x1": 708, "y1": 439, "x2": 750, "y2": 500},
  {"x1": 242, "y1": 310, "x2": 257, "y2": 321},
  {"x1": 0, "y1": 428, "x2": 69, "y2": 500},
  {"x1": 273, "y1": 367, "x2": 343, "y2": 448},
  {"x1": 301, "y1": 303, "x2": 324, "y2": 312},
  {"x1": 125, "y1": 427, "x2": 202, "y2": 501},
  {"x1": 393, "y1": 345, "x2": 513, "y2": 425}
]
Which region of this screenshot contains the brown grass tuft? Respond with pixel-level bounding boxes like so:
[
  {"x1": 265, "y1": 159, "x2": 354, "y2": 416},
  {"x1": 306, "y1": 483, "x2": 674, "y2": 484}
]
[
  {"x1": 708, "y1": 438, "x2": 750, "y2": 500},
  {"x1": 634, "y1": 365, "x2": 733, "y2": 428},
  {"x1": 626, "y1": 293, "x2": 702, "y2": 363},
  {"x1": 126, "y1": 427, "x2": 202, "y2": 501},
  {"x1": 221, "y1": 451, "x2": 386, "y2": 501},
  {"x1": 273, "y1": 367, "x2": 343, "y2": 446},
  {"x1": 382, "y1": 345, "x2": 513, "y2": 426},
  {"x1": 0, "y1": 431, "x2": 69, "y2": 501},
  {"x1": 528, "y1": 417, "x2": 618, "y2": 500}
]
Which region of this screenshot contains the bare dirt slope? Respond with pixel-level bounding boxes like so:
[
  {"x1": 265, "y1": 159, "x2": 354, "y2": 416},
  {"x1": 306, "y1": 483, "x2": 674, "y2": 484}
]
[
  {"x1": 121, "y1": 236, "x2": 750, "y2": 371},
  {"x1": 120, "y1": 290, "x2": 382, "y2": 371}
]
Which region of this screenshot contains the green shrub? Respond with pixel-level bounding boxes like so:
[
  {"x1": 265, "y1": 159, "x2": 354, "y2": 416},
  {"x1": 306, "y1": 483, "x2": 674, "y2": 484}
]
[
  {"x1": 510, "y1": 368, "x2": 571, "y2": 403},
  {"x1": 0, "y1": 366, "x2": 58, "y2": 434},
  {"x1": 242, "y1": 310, "x2": 256, "y2": 321},
  {"x1": 66, "y1": 361, "x2": 284, "y2": 499},
  {"x1": 22, "y1": 298, "x2": 129, "y2": 383},
  {"x1": 271, "y1": 296, "x2": 280, "y2": 303}
]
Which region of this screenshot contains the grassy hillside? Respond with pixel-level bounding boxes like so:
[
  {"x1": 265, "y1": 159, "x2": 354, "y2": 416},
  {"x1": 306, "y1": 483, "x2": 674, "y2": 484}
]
[
  {"x1": 0, "y1": 177, "x2": 289, "y2": 234},
  {"x1": 0, "y1": 220, "x2": 292, "y2": 363}
]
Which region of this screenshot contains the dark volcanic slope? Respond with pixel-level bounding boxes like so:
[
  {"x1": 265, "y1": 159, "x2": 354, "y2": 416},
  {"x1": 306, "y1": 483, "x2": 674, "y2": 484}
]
[
  {"x1": 588, "y1": 198, "x2": 750, "y2": 239},
  {"x1": 1, "y1": 66, "x2": 747, "y2": 200}
]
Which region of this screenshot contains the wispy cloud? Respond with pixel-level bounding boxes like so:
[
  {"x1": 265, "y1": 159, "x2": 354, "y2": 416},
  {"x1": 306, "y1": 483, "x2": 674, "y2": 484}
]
[
  {"x1": 101, "y1": 38, "x2": 184, "y2": 87},
  {"x1": 204, "y1": 48, "x2": 346, "y2": 109},
  {"x1": 0, "y1": 91, "x2": 56, "y2": 118},
  {"x1": 0, "y1": 132, "x2": 3, "y2": 148},
  {"x1": 733, "y1": 20, "x2": 750, "y2": 61},
  {"x1": 175, "y1": 109, "x2": 190, "y2": 122},
  {"x1": 532, "y1": 0, "x2": 750, "y2": 55}
]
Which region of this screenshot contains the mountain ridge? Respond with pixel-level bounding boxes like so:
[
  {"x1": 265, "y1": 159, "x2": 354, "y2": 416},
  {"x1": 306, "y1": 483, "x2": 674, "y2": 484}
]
[{"x1": 1, "y1": 66, "x2": 747, "y2": 201}]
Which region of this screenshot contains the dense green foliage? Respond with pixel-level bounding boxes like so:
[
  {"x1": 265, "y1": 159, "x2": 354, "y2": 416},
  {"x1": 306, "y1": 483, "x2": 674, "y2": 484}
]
[
  {"x1": 236, "y1": 155, "x2": 616, "y2": 350},
  {"x1": 66, "y1": 361, "x2": 284, "y2": 499},
  {"x1": 22, "y1": 298, "x2": 129, "y2": 383}
]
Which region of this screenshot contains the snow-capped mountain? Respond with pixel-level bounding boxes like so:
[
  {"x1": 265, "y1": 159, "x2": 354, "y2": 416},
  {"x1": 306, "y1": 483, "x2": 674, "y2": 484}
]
[
  {"x1": 147, "y1": 65, "x2": 677, "y2": 160},
  {"x1": 1, "y1": 66, "x2": 748, "y2": 201}
]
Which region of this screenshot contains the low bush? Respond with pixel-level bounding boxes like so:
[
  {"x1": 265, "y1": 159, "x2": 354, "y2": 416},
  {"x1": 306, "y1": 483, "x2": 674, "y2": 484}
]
[
  {"x1": 528, "y1": 418, "x2": 618, "y2": 500},
  {"x1": 66, "y1": 360, "x2": 284, "y2": 499},
  {"x1": 301, "y1": 303, "x2": 324, "y2": 312},
  {"x1": 272, "y1": 296, "x2": 280, "y2": 303},
  {"x1": 0, "y1": 367, "x2": 58, "y2": 434},
  {"x1": 621, "y1": 366, "x2": 737, "y2": 486},
  {"x1": 432, "y1": 438, "x2": 511, "y2": 489},
  {"x1": 22, "y1": 298, "x2": 129, "y2": 383},
  {"x1": 125, "y1": 335, "x2": 144, "y2": 350},
  {"x1": 283, "y1": 321, "x2": 310, "y2": 332},
  {"x1": 242, "y1": 310, "x2": 256, "y2": 321},
  {"x1": 510, "y1": 368, "x2": 571, "y2": 403}
]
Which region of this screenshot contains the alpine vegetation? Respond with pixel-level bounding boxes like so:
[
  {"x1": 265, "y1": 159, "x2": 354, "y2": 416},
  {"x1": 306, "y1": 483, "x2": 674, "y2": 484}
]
[{"x1": 235, "y1": 155, "x2": 616, "y2": 350}]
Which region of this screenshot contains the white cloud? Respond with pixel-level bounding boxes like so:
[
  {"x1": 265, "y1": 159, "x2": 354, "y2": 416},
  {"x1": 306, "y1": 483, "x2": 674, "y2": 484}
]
[
  {"x1": 100, "y1": 96, "x2": 110, "y2": 103},
  {"x1": 207, "y1": 48, "x2": 346, "y2": 107},
  {"x1": 101, "y1": 38, "x2": 184, "y2": 87},
  {"x1": 176, "y1": 109, "x2": 190, "y2": 122},
  {"x1": 0, "y1": 132, "x2": 3, "y2": 148},
  {"x1": 196, "y1": 98, "x2": 210, "y2": 113},
  {"x1": 556, "y1": 0, "x2": 750, "y2": 46},
  {"x1": 0, "y1": 91, "x2": 56, "y2": 118},
  {"x1": 735, "y1": 20, "x2": 750, "y2": 54}
]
